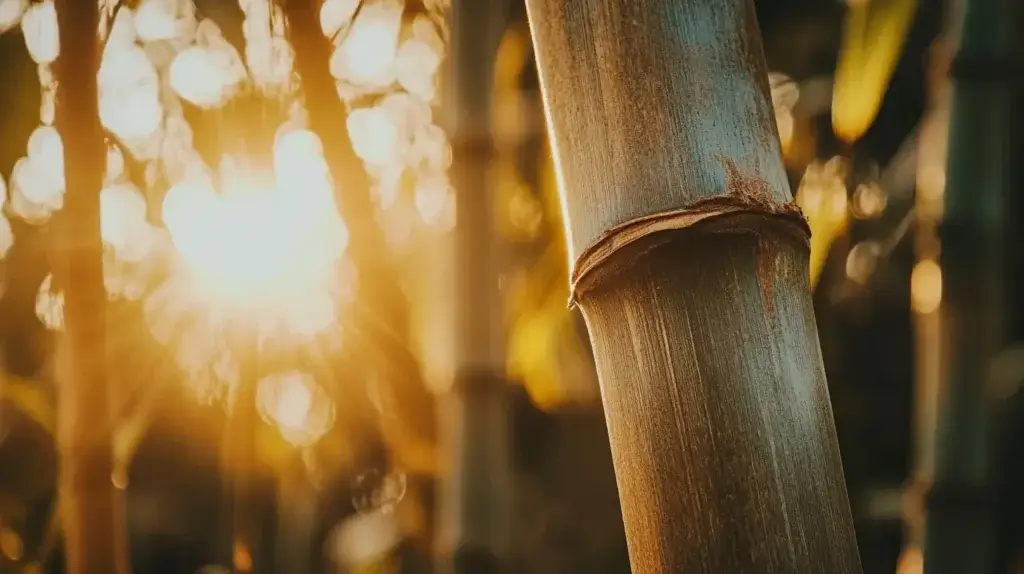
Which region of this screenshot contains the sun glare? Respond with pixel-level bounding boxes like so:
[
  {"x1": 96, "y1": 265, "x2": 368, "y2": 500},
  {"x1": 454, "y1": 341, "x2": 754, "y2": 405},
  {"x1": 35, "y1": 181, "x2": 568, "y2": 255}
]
[
  {"x1": 4, "y1": 0, "x2": 451, "y2": 413},
  {"x1": 160, "y1": 142, "x2": 348, "y2": 335},
  {"x1": 257, "y1": 370, "x2": 336, "y2": 446}
]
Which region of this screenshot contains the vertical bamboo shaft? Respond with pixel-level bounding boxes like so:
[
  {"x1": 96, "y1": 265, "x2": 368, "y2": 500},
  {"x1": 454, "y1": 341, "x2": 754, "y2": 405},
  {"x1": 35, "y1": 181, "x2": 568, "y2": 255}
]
[
  {"x1": 526, "y1": 1, "x2": 862, "y2": 572},
  {"x1": 922, "y1": 0, "x2": 1015, "y2": 570},
  {"x1": 53, "y1": 1, "x2": 129, "y2": 572},
  {"x1": 282, "y1": 0, "x2": 436, "y2": 473},
  {"x1": 438, "y1": 2, "x2": 510, "y2": 572},
  {"x1": 274, "y1": 456, "x2": 315, "y2": 574},
  {"x1": 227, "y1": 330, "x2": 262, "y2": 574}
]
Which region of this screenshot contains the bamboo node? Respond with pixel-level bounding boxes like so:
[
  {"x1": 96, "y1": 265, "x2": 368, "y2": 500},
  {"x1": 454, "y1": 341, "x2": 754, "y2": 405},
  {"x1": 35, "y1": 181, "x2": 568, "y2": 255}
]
[{"x1": 568, "y1": 158, "x2": 806, "y2": 306}]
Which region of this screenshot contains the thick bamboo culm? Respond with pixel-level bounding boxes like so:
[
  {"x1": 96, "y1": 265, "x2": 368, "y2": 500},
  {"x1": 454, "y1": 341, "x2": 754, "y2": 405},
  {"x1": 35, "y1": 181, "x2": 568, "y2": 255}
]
[
  {"x1": 526, "y1": 1, "x2": 862, "y2": 572},
  {"x1": 53, "y1": 0, "x2": 130, "y2": 571}
]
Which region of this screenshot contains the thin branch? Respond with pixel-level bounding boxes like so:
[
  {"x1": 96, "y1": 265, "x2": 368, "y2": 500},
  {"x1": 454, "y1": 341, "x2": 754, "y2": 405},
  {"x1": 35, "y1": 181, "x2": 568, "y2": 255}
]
[
  {"x1": 328, "y1": 0, "x2": 365, "y2": 46},
  {"x1": 100, "y1": 0, "x2": 126, "y2": 49}
]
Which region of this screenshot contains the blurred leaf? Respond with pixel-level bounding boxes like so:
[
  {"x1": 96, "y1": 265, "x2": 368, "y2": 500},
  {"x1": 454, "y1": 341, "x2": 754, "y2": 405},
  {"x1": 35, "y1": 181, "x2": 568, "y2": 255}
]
[
  {"x1": 808, "y1": 209, "x2": 848, "y2": 288},
  {"x1": 833, "y1": 0, "x2": 918, "y2": 142}
]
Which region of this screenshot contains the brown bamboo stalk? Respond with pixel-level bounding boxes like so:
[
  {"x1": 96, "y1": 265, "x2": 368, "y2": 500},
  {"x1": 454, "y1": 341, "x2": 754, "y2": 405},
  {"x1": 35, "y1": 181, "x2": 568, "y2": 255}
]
[
  {"x1": 525, "y1": 1, "x2": 862, "y2": 572},
  {"x1": 280, "y1": 0, "x2": 436, "y2": 469},
  {"x1": 53, "y1": 0, "x2": 130, "y2": 572}
]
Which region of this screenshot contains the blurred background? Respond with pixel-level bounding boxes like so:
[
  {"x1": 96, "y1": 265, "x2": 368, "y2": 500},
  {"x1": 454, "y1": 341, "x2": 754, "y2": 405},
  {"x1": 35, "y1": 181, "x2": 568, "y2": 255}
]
[{"x1": 0, "y1": 0, "x2": 1021, "y2": 572}]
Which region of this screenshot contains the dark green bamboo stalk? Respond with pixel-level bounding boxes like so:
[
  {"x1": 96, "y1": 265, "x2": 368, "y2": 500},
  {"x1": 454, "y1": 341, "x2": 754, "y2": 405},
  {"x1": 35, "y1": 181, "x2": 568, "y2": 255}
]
[
  {"x1": 526, "y1": 0, "x2": 862, "y2": 571},
  {"x1": 922, "y1": 0, "x2": 1016, "y2": 571},
  {"x1": 53, "y1": 0, "x2": 129, "y2": 571}
]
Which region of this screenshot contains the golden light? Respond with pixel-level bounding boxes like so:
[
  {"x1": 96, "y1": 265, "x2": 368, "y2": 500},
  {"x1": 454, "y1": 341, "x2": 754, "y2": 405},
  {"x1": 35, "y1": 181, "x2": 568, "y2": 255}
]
[
  {"x1": 99, "y1": 43, "x2": 163, "y2": 141},
  {"x1": 35, "y1": 275, "x2": 63, "y2": 331},
  {"x1": 134, "y1": 0, "x2": 181, "y2": 42},
  {"x1": 169, "y1": 46, "x2": 238, "y2": 108},
  {"x1": 775, "y1": 108, "x2": 794, "y2": 151},
  {"x1": 395, "y1": 36, "x2": 442, "y2": 100},
  {"x1": 769, "y1": 72, "x2": 799, "y2": 152},
  {"x1": 0, "y1": 527, "x2": 23, "y2": 562},
  {"x1": 413, "y1": 172, "x2": 451, "y2": 226},
  {"x1": 347, "y1": 106, "x2": 400, "y2": 165},
  {"x1": 246, "y1": 35, "x2": 295, "y2": 91},
  {"x1": 845, "y1": 241, "x2": 880, "y2": 284},
  {"x1": 895, "y1": 546, "x2": 923, "y2": 574},
  {"x1": 233, "y1": 543, "x2": 253, "y2": 573},
  {"x1": 327, "y1": 511, "x2": 401, "y2": 567},
  {"x1": 911, "y1": 259, "x2": 942, "y2": 314},
  {"x1": 330, "y1": 0, "x2": 402, "y2": 86},
  {"x1": 0, "y1": 216, "x2": 10, "y2": 260},
  {"x1": 0, "y1": 0, "x2": 26, "y2": 34},
  {"x1": 11, "y1": 155, "x2": 62, "y2": 213},
  {"x1": 319, "y1": 0, "x2": 359, "y2": 36},
  {"x1": 272, "y1": 127, "x2": 336, "y2": 213},
  {"x1": 99, "y1": 183, "x2": 148, "y2": 251},
  {"x1": 155, "y1": 150, "x2": 348, "y2": 340},
  {"x1": 4, "y1": 0, "x2": 452, "y2": 413},
  {"x1": 256, "y1": 371, "x2": 335, "y2": 446},
  {"x1": 25, "y1": 125, "x2": 64, "y2": 203},
  {"x1": 851, "y1": 182, "x2": 887, "y2": 219},
  {"x1": 21, "y1": 0, "x2": 58, "y2": 65}
]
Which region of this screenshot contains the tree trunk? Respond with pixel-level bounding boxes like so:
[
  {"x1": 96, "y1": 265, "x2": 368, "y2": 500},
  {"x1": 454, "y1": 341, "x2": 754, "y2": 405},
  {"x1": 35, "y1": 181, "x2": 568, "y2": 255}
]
[
  {"x1": 922, "y1": 0, "x2": 1015, "y2": 570},
  {"x1": 525, "y1": 1, "x2": 862, "y2": 572},
  {"x1": 53, "y1": 1, "x2": 130, "y2": 572},
  {"x1": 437, "y1": 2, "x2": 510, "y2": 572}
]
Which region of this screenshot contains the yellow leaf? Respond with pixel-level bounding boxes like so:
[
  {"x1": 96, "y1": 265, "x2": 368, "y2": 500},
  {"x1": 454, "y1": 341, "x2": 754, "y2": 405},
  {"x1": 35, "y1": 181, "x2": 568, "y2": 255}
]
[{"x1": 833, "y1": 0, "x2": 918, "y2": 142}]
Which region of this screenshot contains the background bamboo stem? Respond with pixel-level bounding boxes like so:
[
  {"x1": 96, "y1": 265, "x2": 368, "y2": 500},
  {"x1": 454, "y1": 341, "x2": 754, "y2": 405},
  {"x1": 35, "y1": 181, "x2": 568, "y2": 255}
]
[
  {"x1": 53, "y1": 0, "x2": 130, "y2": 571},
  {"x1": 282, "y1": 0, "x2": 436, "y2": 470},
  {"x1": 526, "y1": 0, "x2": 862, "y2": 571},
  {"x1": 922, "y1": 0, "x2": 1016, "y2": 570},
  {"x1": 437, "y1": 1, "x2": 511, "y2": 572}
]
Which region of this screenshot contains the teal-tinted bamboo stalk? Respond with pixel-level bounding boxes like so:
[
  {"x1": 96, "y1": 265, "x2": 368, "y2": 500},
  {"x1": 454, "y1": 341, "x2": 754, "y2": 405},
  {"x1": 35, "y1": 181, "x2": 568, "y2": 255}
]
[
  {"x1": 923, "y1": 0, "x2": 1016, "y2": 571},
  {"x1": 437, "y1": 2, "x2": 511, "y2": 572}
]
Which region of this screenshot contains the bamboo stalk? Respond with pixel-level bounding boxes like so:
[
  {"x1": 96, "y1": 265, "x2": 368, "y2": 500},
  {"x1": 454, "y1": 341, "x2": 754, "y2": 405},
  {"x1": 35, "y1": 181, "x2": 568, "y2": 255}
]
[
  {"x1": 226, "y1": 328, "x2": 262, "y2": 573},
  {"x1": 436, "y1": 1, "x2": 510, "y2": 572},
  {"x1": 921, "y1": 0, "x2": 1015, "y2": 570},
  {"x1": 53, "y1": 0, "x2": 129, "y2": 572},
  {"x1": 526, "y1": 1, "x2": 862, "y2": 572},
  {"x1": 281, "y1": 0, "x2": 436, "y2": 470}
]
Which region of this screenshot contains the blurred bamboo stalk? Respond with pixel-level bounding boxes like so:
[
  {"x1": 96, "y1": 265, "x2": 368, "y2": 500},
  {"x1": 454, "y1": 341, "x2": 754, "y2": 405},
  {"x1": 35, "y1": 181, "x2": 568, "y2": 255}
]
[
  {"x1": 281, "y1": 0, "x2": 437, "y2": 474},
  {"x1": 526, "y1": 0, "x2": 862, "y2": 571},
  {"x1": 226, "y1": 329, "x2": 262, "y2": 573},
  {"x1": 921, "y1": 0, "x2": 1016, "y2": 570},
  {"x1": 53, "y1": 0, "x2": 129, "y2": 571},
  {"x1": 274, "y1": 455, "x2": 316, "y2": 574},
  {"x1": 437, "y1": 1, "x2": 511, "y2": 572}
]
